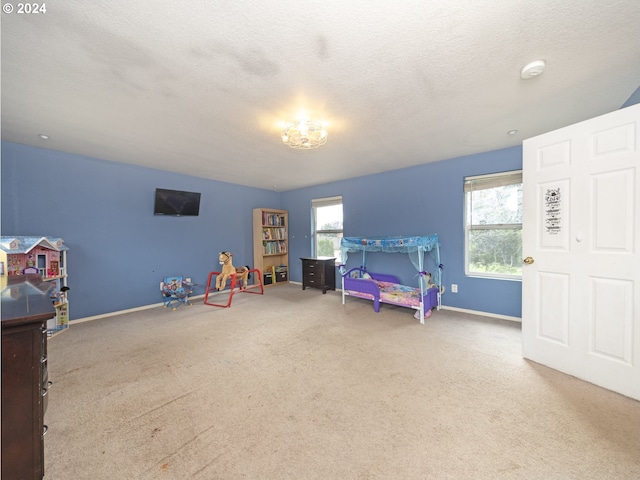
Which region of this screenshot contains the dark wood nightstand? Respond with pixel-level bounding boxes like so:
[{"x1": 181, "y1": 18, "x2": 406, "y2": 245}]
[{"x1": 300, "y1": 257, "x2": 336, "y2": 294}]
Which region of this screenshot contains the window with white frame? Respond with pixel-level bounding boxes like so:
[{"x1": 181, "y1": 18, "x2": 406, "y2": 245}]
[
  {"x1": 312, "y1": 196, "x2": 343, "y2": 263},
  {"x1": 464, "y1": 171, "x2": 523, "y2": 279}
]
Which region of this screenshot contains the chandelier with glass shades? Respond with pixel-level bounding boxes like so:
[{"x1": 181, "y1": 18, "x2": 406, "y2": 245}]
[{"x1": 281, "y1": 118, "x2": 328, "y2": 149}]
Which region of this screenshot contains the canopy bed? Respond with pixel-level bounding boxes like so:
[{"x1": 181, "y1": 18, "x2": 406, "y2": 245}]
[{"x1": 339, "y1": 235, "x2": 442, "y2": 324}]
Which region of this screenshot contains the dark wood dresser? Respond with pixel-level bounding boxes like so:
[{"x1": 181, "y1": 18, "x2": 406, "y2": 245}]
[
  {"x1": 301, "y1": 257, "x2": 336, "y2": 294},
  {"x1": 2, "y1": 275, "x2": 56, "y2": 480}
]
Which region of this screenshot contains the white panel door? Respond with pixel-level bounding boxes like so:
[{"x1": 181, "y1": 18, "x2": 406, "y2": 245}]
[{"x1": 522, "y1": 103, "x2": 640, "y2": 400}]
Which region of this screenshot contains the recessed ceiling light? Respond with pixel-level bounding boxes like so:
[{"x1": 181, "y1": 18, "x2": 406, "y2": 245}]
[
  {"x1": 507, "y1": 130, "x2": 518, "y2": 136},
  {"x1": 520, "y1": 60, "x2": 546, "y2": 79},
  {"x1": 38, "y1": 134, "x2": 50, "y2": 140}
]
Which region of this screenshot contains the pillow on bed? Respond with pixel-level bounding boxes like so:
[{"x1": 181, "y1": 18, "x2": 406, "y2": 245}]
[{"x1": 362, "y1": 272, "x2": 372, "y2": 279}]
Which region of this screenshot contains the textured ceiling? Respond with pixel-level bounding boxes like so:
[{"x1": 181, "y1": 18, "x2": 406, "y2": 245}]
[{"x1": 2, "y1": 1, "x2": 640, "y2": 191}]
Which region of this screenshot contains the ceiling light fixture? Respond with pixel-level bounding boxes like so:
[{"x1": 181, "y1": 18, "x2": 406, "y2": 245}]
[
  {"x1": 520, "y1": 60, "x2": 546, "y2": 79},
  {"x1": 38, "y1": 134, "x2": 50, "y2": 140},
  {"x1": 281, "y1": 118, "x2": 327, "y2": 149},
  {"x1": 507, "y1": 130, "x2": 518, "y2": 136}
]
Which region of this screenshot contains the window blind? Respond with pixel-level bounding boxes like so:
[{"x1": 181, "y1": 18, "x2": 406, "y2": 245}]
[
  {"x1": 311, "y1": 195, "x2": 342, "y2": 208},
  {"x1": 464, "y1": 171, "x2": 522, "y2": 192}
]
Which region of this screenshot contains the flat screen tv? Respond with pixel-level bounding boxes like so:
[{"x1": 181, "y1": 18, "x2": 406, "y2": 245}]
[{"x1": 154, "y1": 188, "x2": 201, "y2": 216}]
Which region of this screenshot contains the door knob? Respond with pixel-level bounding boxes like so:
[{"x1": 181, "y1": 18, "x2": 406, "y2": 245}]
[{"x1": 524, "y1": 256, "x2": 534, "y2": 265}]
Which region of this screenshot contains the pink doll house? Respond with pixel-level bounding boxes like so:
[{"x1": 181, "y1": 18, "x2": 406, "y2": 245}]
[{"x1": 1, "y1": 236, "x2": 70, "y2": 335}]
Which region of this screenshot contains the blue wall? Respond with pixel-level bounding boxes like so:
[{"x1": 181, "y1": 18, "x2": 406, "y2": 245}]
[
  {"x1": 621, "y1": 85, "x2": 640, "y2": 108},
  {"x1": 1, "y1": 141, "x2": 524, "y2": 320},
  {"x1": 0, "y1": 141, "x2": 530, "y2": 320},
  {"x1": 283, "y1": 146, "x2": 523, "y2": 318},
  {"x1": 1, "y1": 142, "x2": 280, "y2": 319}
]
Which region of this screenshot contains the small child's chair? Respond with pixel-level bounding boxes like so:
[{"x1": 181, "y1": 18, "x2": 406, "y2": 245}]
[{"x1": 160, "y1": 275, "x2": 193, "y2": 310}]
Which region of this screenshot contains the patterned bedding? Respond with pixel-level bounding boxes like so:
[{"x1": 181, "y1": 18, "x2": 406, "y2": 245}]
[{"x1": 347, "y1": 280, "x2": 421, "y2": 307}]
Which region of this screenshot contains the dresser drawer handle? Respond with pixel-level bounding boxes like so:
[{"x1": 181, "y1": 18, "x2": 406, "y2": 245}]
[
  {"x1": 42, "y1": 425, "x2": 49, "y2": 437},
  {"x1": 41, "y1": 355, "x2": 48, "y2": 364},
  {"x1": 42, "y1": 381, "x2": 53, "y2": 396}
]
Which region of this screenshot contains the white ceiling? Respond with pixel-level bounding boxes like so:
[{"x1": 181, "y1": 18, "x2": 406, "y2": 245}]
[{"x1": 2, "y1": 1, "x2": 639, "y2": 192}]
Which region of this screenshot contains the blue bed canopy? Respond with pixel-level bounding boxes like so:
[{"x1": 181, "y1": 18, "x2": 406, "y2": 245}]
[{"x1": 340, "y1": 234, "x2": 442, "y2": 291}]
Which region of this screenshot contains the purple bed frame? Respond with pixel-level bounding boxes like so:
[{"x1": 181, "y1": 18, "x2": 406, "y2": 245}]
[{"x1": 341, "y1": 267, "x2": 439, "y2": 319}]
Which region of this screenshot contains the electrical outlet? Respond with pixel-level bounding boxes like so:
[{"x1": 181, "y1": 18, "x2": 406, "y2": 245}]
[{"x1": 451, "y1": 284, "x2": 458, "y2": 293}]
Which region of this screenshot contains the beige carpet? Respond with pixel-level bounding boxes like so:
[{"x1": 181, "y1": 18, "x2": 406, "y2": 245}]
[{"x1": 44, "y1": 284, "x2": 640, "y2": 479}]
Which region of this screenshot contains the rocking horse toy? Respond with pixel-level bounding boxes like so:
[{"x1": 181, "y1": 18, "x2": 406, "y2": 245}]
[
  {"x1": 215, "y1": 251, "x2": 251, "y2": 290},
  {"x1": 204, "y1": 251, "x2": 264, "y2": 308}
]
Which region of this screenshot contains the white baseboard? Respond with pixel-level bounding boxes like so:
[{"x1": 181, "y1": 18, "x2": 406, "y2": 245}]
[
  {"x1": 439, "y1": 305, "x2": 521, "y2": 323},
  {"x1": 71, "y1": 293, "x2": 209, "y2": 324}
]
